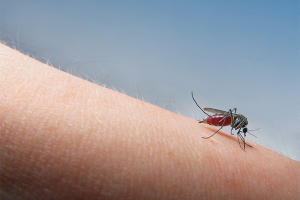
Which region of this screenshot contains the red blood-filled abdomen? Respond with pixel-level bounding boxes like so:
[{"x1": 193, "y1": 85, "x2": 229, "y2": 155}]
[{"x1": 204, "y1": 114, "x2": 232, "y2": 126}]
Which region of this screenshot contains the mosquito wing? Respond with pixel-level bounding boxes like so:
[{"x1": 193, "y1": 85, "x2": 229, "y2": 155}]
[{"x1": 204, "y1": 108, "x2": 229, "y2": 115}]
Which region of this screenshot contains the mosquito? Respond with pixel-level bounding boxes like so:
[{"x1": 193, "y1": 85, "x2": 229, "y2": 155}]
[{"x1": 191, "y1": 92, "x2": 255, "y2": 149}]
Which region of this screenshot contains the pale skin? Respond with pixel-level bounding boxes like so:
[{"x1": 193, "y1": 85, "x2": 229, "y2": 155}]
[{"x1": 0, "y1": 43, "x2": 299, "y2": 200}]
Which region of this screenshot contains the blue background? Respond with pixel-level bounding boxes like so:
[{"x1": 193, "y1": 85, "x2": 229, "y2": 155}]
[{"x1": 1, "y1": 0, "x2": 299, "y2": 161}]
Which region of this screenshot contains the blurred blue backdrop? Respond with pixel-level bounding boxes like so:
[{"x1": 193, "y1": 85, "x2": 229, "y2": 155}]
[{"x1": 1, "y1": 0, "x2": 299, "y2": 161}]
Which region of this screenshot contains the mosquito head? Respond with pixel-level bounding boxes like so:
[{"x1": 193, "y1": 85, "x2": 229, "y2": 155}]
[
  {"x1": 241, "y1": 127, "x2": 258, "y2": 138},
  {"x1": 242, "y1": 128, "x2": 248, "y2": 137}
]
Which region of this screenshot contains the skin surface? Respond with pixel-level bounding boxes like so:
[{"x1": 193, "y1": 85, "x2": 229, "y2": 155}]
[{"x1": 0, "y1": 43, "x2": 299, "y2": 199}]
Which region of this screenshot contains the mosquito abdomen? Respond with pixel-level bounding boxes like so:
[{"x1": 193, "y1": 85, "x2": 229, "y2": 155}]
[{"x1": 201, "y1": 114, "x2": 232, "y2": 126}]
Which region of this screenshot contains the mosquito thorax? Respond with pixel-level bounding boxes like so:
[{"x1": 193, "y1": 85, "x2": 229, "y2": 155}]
[
  {"x1": 242, "y1": 128, "x2": 248, "y2": 136},
  {"x1": 233, "y1": 114, "x2": 248, "y2": 129}
]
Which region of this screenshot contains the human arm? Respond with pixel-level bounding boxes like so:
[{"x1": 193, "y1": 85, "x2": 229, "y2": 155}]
[{"x1": 0, "y1": 43, "x2": 299, "y2": 199}]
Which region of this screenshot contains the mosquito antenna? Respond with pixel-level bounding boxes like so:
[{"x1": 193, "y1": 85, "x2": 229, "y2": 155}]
[
  {"x1": 246, "y1": 128, "x2": 259, "y2": 138},
  {"x1": 248, "y1": 128, "x2": 260, "y2": 132},
  {"x1": 247, "y1": 131, "x2": 257, "y2": 138},
  {"x1": 191, "y1": 92, "x2": 212, "y2": 117}
]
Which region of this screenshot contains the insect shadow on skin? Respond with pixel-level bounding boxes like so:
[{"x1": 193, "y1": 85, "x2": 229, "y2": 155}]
[{"x1": 191, "y1": 92, "x2": 256, "y2": 150}]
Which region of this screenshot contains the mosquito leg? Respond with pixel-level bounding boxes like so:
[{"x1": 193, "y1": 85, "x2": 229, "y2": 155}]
[
  {"x1": 227, "y1": 108, "x2": 236, "y2": 128},
  {"x1": 229, "y1": 108, "x2": 237, "y2": 122},
  {"x1": 237, "y1": 130, "x2": 246, "y2": 149},
  {"x1": 217, "y1": 116, "x2": 227, "y2": 123},
  {"x1": 237, "y1": 134, "x2": 244, "y2": 150},
  {"x1": 230, "y1": 108, "x2": 237, "y2": 114},
  {"x1": 237, "y1": 129, "x2": 253, "y2": 148},
  {"x1": 202, "y1": 126, "x2": 223, "y2": 139},
  {"x1": 230, "y1": 127, "x2": 234, "y2": 135},
  {"x1": 237, "y1": 129, "x2": 247, "y2": 149}
]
